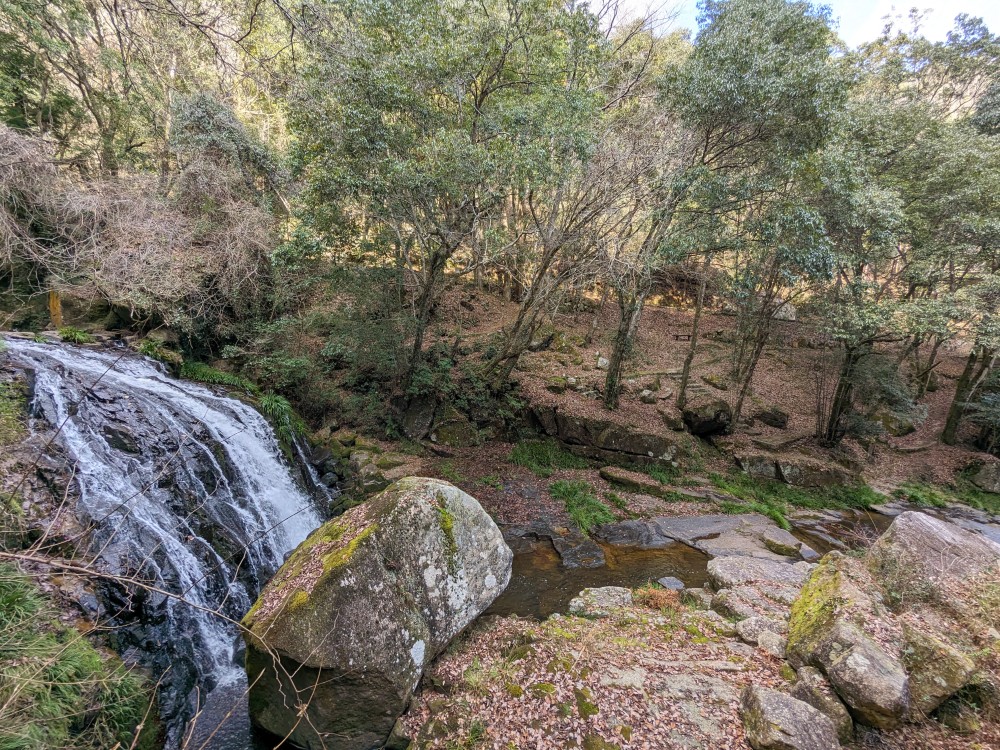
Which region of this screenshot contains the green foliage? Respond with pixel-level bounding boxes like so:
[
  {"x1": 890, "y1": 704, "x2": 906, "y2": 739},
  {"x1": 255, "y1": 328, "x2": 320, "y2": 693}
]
[
  {"x1": 510, "y1": 439, "x2": 589, "y2": 478},
  {"x1": 136, "y1": 339, "x2": 182, "y2": 366},
  {"x1": 0, "y1": 565, "x2": 155, "y2": 750},
  {"x1": 711, "y1": 472, "x2": 881, "y2": 529},
  {"x1": 258, "y1": 392, "x2": 305, "y2": 444},
  {"x1": 0, "y1": 380, "x2": 25, "y2": 448},
  {"x1": 57, "y1": 327, "x2": 93, "y2": 344},
  {"x1": 642, "y1": 464, "x2": 678, "y2": 485},
  {"x1": 549, "y1": 480, "x2": 615, "y2": 535},
  {"x1": 179, "y1": 361, "x2": 257, "y2": 393},
  {"x1": 438, "y1": 460, "x2": 464, "y2": 484},
  {"x1": 892, "y1": 481, "x2": 949, "y2": 508}
]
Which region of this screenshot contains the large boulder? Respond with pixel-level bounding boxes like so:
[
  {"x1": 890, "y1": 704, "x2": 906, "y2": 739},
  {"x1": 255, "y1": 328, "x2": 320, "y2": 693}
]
[
  {"x1": 869, "y1": 511, "x2": 1000, "y2": 590},
  {"x1": 242, "y1": 477, "x2": 512, "y2": 750},
  {"x1": 682, "y1": 398, "x2": 732, "y2": 437},
  {"x1": 739, "y1": 685, "x2": 840, "y2": 750},
  {"x1": 786, "y1": 554, "x2": 909, "y2": 729}
]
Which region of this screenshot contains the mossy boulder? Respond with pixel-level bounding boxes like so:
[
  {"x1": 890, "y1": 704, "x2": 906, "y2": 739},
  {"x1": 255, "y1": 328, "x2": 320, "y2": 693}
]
[
  {"x1": 242, "y1": 477, "x2": 512, "y2": 750},
  {"x1": 786, "y1": 553, "x2": 909, "y2": 729},
  {"x1": 790, "y1": 666, "x2": 853, "y2": 743},
  {"x1": 901, "y1": 623, "x2": 975, "y2": 716}
]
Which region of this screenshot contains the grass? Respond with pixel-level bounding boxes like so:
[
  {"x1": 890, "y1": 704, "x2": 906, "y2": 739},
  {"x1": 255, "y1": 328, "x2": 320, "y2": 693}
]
[
  {"x1": 510, "y1": 438, "x2": 588, "y2": 478},
  {"x1": 0, "y1": 564, "x2": 156, "y2": 750},
  {"x1": 895, "y1": 476, "x2": 1000, "y2": 515},
  {"x1": 710, "y1": 472, "x2": 882, "y2": 530},
  {"x1": 57, "y1": 326, "x2": 94, "y2": 344},
  {"x1": 549, "y1": 479, "x2": 615, "y2": 535},
  {"x1": 136, "y1": 339, "x2": 183, "y2": 366},
  {"x1": 439, "y1": 460, "x2": 464, "y2": 484},
  {"x1": 179, "y1": 361, "x2": 257, "y2": 393},
  {"x1": 641, "y1": 464, "x2": 679, "y2": 485},
  {"x1": 0, "y1": 380, "x2": 26, "y2": 448},
  {"x1": 258, "y1": 392, "x2": 306, "y2": 444}
]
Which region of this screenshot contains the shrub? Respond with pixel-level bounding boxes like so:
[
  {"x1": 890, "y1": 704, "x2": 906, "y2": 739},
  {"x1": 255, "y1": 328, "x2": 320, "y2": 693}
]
[
  {"x1": 179, "y1": 361, "x2": 257, "y2": 392},
  {"x1": 258, "y1": 392, "x2": 305, "y2": 444},
  {"x1": 633, "y1": 584, "x2": 680, "y2": 612},
  {"x1": 136, "y1": 338, "x2": 183, "y2": 366},
  {"x1": 549, "y1": 480, "x2": 615, "y2": 534},
  {"x1": 57, "y1": 326, "x2": 93, "y2": 344},
  {"x1": 510, "y1": 439, "x2": 589, "y2": 477}
]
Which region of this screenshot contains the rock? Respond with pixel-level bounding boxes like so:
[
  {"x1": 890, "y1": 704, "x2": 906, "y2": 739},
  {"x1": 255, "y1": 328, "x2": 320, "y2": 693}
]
[
  {"x1": 869, "y1": 511, "x2": 1000, "y2": 589},
  {"x1": 568, "y1": 586, "x2": 633, "y2": 617},
  {"x1": 546, "y1": 376, "x2": 568, "y2": 394},
  {"x1": 599, "y1": 466, "x2": 673, "y2": 499},
  {"x1": 739, "y1": 685, "x2": 840, "y2": 750},
  {"x1": 761, "y1": 527, "x2": 807, "y2": 558},
  {"x1": 877, "y1": 411, "x2": 916, "y2": 437},
  {"x1": 682, "y1": 398, "x2": 732, "y2": 437},
  {"x1": 758, "y1": 630, "x2": 787, "y2": 659},
  {"x1": 735, "y1": 616, "x2": 787, "y2": 645},
  {"x1": 701, "y1": 374, "x2": 729, "y2": 391},
  {"x1": 786, "y1": 555, "x2": 909, "y2": 729},
  {"x1": 430, "y1": 405, "x2": 480, "y2": 448},
  {"x1": 656, "y1": 405, "x2": 686, "y2": 431},
  {"x1": 685, "y1": 610, "x2": 738, "y2": 637},
  {"x1": 772, "y1": 300, "x2": 797, "y2": 322},
  {"x1": 737, "y1": 454, "x2": 779, "y2": 480},
  {"x1": 708, "y1": 556, "x2": 813, "y2": 590},
  {"x1": 243, "y1": 478, "x2": 513, "y2": 750},
  {"x1": 401, "y1": 398, "x2": 436, "y2": 439},
  {"x1": 639, "y1": 389, "x2": 658, "y2": 404},
  {"x1": 970, "y1": 462, "x2": 1000, "y2": 494},
  {"x1": 596, "y1": 355, "x2": 610, "y2": 370},
  {"x1": 657, "y1": 576, "x2": 685, "y2": 590},
  {"x1": 681, "y1": 587, "x2": 714, "y2": 610},
  {"x1": 755, "y1": 407, "x2": 790, "y2": 429},
  {"x1": 901, "y1": 624, "x2": 975, "y2": 716},
  {"x1": 776, "y1": 458, "x2": 854, "y2": 488},
  {"x1": 790, "y1": 666, "x2": 854, "y2": 743}
]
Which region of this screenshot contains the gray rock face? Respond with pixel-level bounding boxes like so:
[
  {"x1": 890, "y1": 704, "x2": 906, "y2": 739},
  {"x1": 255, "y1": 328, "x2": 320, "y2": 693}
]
[
  {"x1": 735, "y1": 616, "x2": 787, "y2": 645},
  {"x1": 791, "y1": 666, "x2": 853, "y2": 743},
  {"x1": 740, "y1": 685, "x2": 840, "y2": 750},
  {"x1": 243, "y1": 477, "x2": 512, "y2": 750},
  {"x1": 822, "y1": 627, "x2": 909, "y2": 729},
  {"x1": 869, "y1": 511, "x2": 1000, "y2": 588},
  {"x1": 568, "y1": 586, "x2": 633, "y2": 617},
  {"x1": 970, "y1": 462, "x2": 1000, "y2": 494}
]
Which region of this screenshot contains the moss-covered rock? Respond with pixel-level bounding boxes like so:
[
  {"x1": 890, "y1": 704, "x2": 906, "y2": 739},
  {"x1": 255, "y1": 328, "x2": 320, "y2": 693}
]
[
  {"x1": 739, "y1": 685, "x2": 840, "y2": 750},
  {"x1": 786, "y1": 554, "x2": 909, "y2": 730},
  {"x1": 901, "y1": 623, "x2": 975, "y2": 716},
  {"x1": 243, "y1": 477, "x2": 513, "y2": 750}
]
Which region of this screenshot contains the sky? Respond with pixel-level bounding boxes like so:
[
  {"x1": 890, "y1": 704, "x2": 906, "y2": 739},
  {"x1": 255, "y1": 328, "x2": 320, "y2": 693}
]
[{"x1": 616, "y1": 0, "x2": 1000, "y2": 47}]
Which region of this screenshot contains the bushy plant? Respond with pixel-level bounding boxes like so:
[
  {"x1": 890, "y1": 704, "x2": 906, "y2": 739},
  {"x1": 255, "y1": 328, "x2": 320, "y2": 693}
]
[
  {"x1": 57, "y1": 326, "x2": 93, "y2": 344},
  {"x1": 179, "y1": 361, "x2": 257, "y2": 392}
]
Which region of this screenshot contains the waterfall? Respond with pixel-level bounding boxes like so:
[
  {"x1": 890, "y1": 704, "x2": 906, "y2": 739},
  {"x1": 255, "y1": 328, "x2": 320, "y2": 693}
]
[{"x1": 4, "y1": 337, "x2": 326, "y2": 748}]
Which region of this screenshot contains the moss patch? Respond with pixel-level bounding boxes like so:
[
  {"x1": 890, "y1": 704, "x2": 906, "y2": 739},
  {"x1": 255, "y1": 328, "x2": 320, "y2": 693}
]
[
  {"x1": 574, "y1": 687, "x2": 599, "y2": 719},
  {"x1": 0, "y1": 379, "x2": 26, "y2": 447}
]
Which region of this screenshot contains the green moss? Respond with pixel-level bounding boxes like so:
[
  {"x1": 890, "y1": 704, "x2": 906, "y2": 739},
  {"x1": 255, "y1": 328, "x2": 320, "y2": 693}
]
[
  {"x1": 530, "y1": 682, "x2": 557, "y2": 697},
  {"x1": 780, "y1": 663, "x2": 797, "y2": 682},
  {"x1": 504, "y1": 682, "x2": 524, "y2": 698},
  {"x1": 582, "y1": 736, "x2": 620, "y2": 750},
  {"x1": 321, "y1": 523, "x2": 377, "y2": 574},
  {"x1": 546, "y1": 655, "x2": 573, "y2": 673},
  {"x1": 787, "y1": 558, "x2": 843, "y2": 658},
  {"x1": 574, "y1": 687, "x2": 599, "y2": 719}
]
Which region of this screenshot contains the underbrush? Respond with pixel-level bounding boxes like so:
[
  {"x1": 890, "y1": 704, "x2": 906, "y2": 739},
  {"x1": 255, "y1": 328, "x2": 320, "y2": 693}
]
[
  {"x1": 179, "y1": 361, "x2": 258, "y2": 393},
  {"x1": 711, "y1": 472, "x2": 882, "y2": 530},
  {"x1": 549, "y1": 480, "x2": 614, "y2": 534},
  {"x1": 511, "y1": 439, "x2": 589, "y2": 478},
  {"x1": 57, "y1": 326, "x2": 94, "y2": 344},
  {"x1": 0, "y1": 565, "x2": 156, "y2": 750}
]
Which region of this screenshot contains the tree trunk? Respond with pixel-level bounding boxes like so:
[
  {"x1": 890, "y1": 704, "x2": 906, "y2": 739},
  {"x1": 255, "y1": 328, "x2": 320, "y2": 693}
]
[
  {"x1": 48, "y1": 290, "x2": 63, "y2": 329},
  {"x1": 603, "y1": 288, "x2": 647, "y2": 410},
  {"x1": 823, "y1": 345, "x2": 862, "y2": 446},
  {"x1": 941, "y1": 347, "x2": 994, "y2": 445},
  {"x1": 402, "y1": 250, "x2": 448, "y2": 392},
  {"x1": 676, "y1": 260, "x2": 710, "y2": 412}
]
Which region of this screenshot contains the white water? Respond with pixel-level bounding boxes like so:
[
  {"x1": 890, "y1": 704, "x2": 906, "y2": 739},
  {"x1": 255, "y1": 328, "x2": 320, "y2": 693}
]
[{"x1": 4, "y1": 337, "x2": 324, "y2": 745}]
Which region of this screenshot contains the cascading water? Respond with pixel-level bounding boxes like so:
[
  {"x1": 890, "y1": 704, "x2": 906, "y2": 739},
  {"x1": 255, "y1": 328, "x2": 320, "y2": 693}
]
[{"x1": 4, "y1": 337, "x2": 326, "y2": 748}]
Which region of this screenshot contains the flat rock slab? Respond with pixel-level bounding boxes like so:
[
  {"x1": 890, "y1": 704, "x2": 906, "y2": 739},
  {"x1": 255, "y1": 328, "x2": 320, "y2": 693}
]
[
  {"x1": 708, "y1": 556, "x2": 814, "y2": 590},
  {"x1": 740, "y1": 685, "x2": 841, "y2": 750},
  {"x1": 568, "y1": 586, "x2": 633, "y2": 617}
]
